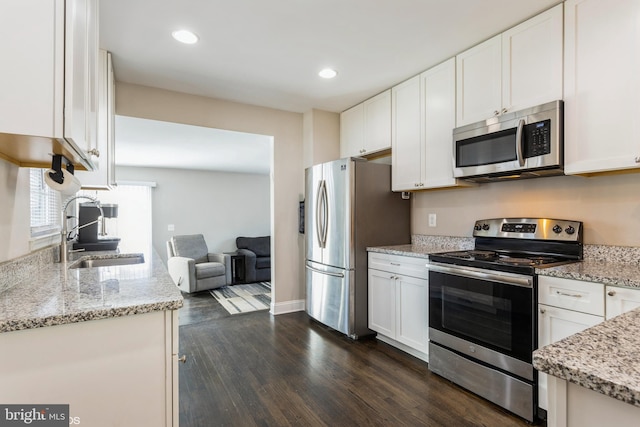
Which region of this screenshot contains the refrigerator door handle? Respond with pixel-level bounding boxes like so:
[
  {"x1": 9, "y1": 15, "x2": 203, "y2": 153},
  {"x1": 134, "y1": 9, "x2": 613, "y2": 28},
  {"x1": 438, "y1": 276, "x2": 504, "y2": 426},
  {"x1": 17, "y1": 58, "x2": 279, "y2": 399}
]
[
  {"x1": 316, "y1": 180, "x2": 328, "y2": 248},
  {"x1": 305, "y1": 261, "x2": 345, "y2": 278}
]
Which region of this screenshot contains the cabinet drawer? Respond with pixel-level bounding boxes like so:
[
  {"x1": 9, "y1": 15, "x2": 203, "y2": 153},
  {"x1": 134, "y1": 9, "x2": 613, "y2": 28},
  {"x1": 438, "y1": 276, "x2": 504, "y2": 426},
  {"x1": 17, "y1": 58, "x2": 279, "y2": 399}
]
[
  {"x1": 368, "y1": 252, "x2": 429, "y2": 279},
  {"x1": 538, "y1": 276, "x2": 604, "y2": 316}
]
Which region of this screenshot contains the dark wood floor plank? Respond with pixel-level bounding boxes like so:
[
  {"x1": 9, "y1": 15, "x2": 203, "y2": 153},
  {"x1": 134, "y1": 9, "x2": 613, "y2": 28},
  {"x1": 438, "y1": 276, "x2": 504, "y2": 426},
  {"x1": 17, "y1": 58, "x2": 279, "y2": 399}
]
[{"x1": 178, "y1": 292, "x2": 541, "y2": 426}]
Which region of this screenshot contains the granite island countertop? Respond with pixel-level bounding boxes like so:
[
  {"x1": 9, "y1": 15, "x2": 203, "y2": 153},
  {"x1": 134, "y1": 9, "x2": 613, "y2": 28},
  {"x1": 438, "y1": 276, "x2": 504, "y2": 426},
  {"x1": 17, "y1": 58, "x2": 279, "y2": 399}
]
[
  {"x1": 533, "y1": 307, "x2": 640, "y2": 407},
  {"x1": 0, "y1": 250, "x2": 183, "y2": 333}
]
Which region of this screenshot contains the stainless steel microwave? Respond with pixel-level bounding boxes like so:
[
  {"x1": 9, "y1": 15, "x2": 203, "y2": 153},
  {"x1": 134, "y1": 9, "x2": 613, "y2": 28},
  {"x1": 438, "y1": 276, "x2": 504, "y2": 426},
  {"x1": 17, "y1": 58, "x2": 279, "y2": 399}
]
[{"x1": 453, "y1": 100, "x2": 563, "y2": 182}]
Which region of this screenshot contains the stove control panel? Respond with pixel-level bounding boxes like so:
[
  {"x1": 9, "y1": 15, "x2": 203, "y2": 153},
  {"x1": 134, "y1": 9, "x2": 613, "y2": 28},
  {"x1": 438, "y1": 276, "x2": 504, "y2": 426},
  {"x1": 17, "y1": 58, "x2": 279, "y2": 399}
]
[{"x1": 473, "y1": 218, "x2": 583, "y2": 242}]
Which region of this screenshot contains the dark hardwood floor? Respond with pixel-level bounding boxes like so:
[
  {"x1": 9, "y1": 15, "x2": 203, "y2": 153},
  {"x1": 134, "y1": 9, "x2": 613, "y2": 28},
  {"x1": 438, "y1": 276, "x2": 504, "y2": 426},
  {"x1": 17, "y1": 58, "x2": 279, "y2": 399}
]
[{"x1": 179, "y1": 291, "x2": 540, "y2": 426}]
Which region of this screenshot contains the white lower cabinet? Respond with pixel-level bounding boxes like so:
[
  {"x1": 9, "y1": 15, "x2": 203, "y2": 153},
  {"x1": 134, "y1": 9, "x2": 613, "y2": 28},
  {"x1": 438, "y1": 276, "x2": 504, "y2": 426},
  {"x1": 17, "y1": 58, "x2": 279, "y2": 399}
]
[
  {"x1": 0, "y1": 310, "x2": 179, "y2": 427},
  {"x1": 538, "y1": 276, "x2": 605, "y2": 411},
  {"x1": 368, "y1": 252, "x2": 429, "y2": 361},
  {"x1": 537, "y1": 276, "x2": 640, "y2": 412},
  {"x1": 605, "y1": 285, "x2": 640, "y2": 320}
]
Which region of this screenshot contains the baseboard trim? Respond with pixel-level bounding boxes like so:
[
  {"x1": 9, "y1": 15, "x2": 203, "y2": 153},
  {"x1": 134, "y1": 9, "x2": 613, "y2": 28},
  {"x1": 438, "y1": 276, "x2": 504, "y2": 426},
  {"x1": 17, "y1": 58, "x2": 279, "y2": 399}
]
[{"x1": 271, "y1": 299, "x2": 305, "y2": 315}]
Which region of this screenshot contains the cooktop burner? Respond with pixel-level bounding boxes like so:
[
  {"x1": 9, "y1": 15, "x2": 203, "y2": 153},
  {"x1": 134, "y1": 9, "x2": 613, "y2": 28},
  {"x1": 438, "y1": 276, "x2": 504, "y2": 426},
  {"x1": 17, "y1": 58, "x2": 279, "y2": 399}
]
[{"x1": 431, "y1": 219, "x2": 584, "y2": 274}]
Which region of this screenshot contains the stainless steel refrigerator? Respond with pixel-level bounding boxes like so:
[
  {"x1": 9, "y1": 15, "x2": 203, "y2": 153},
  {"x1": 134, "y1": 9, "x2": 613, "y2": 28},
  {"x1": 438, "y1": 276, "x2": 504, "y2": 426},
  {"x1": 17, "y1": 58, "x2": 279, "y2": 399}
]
[{"x1": 305, "y1": 158, "x2": 411, "y2": 339}]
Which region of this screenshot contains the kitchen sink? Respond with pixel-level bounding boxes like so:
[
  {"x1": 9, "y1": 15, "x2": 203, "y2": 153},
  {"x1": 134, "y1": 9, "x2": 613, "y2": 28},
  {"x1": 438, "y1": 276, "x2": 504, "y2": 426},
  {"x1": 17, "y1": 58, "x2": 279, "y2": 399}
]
[{"x1": 70, "y1": 254, "x2": 145, "y2": 269}]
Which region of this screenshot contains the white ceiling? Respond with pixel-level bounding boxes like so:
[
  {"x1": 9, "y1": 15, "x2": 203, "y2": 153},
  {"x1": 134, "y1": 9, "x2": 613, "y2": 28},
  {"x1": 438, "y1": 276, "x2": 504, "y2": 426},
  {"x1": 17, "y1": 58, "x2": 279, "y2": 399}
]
[{"x1": 100, "y1": 0, "x2": 561, "y2": 172}]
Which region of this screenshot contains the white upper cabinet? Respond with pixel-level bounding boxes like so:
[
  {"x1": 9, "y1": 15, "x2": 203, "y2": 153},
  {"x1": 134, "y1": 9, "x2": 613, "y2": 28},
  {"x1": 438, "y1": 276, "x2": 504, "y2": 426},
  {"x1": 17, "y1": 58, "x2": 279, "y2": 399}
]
[
  {"x1": 456, "y1": 35, "x2": 503, "y2": 126},
  {"x1": 0, "y1": 0, "x2": 98, "y2": 170},
  {"x1": 393, "y1": 59, "x2": 464, "y2": 191},
  {"x1": 77, "y1": 50, "x2": 117, "y2": 189},
  {"x1": 392, "y1": 75, "x2": 422, "y2": 191},
  {"x1": 564, "y1": 0, "x2": 640, "y2": 175},
  {"x1": 456, "y1": 4, "x2": 563, "y2": 126},
  {"x1": 340, "y1": 90, "x2": 391, "y2": 158},
  {"x1": 422, "y1": 58, "x2": 459, "y2": 189}
]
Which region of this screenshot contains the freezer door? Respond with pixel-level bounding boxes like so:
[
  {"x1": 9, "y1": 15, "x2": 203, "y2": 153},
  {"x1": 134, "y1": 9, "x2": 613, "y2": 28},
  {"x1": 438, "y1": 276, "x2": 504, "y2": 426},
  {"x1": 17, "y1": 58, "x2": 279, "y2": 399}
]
[
  {"x1": 305, "y1": 164, "x2": 324, "y2": 264},
  {"x1": 322, "y1": 158, "x2": 353, "y2": 269},
  {"x1": 305, "y1": 261, "x2": 351, "y2": 336}
]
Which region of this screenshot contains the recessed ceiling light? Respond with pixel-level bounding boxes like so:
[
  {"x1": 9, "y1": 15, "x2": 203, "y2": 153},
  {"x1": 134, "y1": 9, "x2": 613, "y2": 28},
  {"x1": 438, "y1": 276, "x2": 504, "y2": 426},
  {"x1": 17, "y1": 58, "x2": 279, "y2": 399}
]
[
  {"x1": 318, "y1": 68, "x2": 338, "y2": 79},
  {"x1": 172, "y1": 29, "x2": 199, "y2": 44}
]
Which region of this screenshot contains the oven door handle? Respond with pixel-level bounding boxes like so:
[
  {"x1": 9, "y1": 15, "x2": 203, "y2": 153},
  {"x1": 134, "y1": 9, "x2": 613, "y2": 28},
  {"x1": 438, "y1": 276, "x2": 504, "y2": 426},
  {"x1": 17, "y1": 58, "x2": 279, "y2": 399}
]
[{"x1": 428, "y1": 262, "x2": 533, "y2": 288}]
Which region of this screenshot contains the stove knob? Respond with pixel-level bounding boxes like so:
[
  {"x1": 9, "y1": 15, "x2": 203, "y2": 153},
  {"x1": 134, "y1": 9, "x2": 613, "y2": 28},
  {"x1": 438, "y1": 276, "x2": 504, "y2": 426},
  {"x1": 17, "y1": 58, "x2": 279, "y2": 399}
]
[
  {"x1": 474, "y1": 224, "x2": 482, "y2": 231},
  {"x1": 565, "y1": 225, "x2": 576, "y2": 235},
  {"x1": 552, "y1": 225, "x2": 562, "y2": 234},
  {"x1": 482, "y1": 224, "x2": 490, "y2": 231}
]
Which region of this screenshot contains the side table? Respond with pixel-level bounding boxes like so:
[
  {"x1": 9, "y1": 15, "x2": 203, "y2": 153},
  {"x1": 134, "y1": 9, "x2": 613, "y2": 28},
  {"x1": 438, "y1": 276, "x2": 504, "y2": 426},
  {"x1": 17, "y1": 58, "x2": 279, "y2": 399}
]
[{"x1": 224, "y1": 251, "x2": 246, "y2": 284}]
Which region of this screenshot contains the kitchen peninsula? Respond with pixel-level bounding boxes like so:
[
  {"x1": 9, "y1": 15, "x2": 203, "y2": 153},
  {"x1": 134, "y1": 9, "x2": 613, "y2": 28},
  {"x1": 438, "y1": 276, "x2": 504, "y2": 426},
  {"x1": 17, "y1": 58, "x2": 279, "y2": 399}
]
[{"x1": 0, "y1": 248, "x2": 183, "y2": 427}]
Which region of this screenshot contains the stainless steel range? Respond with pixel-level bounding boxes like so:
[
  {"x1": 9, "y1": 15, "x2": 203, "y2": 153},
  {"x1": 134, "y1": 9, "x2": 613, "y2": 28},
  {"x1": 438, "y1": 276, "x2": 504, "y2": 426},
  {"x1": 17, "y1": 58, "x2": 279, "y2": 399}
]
[{"x1": 427, "y1": 218, "x2": 583, "y2": 422}]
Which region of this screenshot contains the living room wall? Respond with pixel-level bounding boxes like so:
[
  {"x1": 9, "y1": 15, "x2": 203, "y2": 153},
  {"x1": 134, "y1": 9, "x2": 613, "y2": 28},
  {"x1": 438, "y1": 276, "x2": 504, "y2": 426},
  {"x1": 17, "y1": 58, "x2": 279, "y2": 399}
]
[{"x1": 116, "y1": 166, "x2": 270, "y2": 263}]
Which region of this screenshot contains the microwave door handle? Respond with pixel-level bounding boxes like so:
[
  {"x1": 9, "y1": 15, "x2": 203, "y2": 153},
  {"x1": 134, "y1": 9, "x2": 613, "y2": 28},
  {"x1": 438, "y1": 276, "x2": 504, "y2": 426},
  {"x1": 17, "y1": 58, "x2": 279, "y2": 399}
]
[{"x1": 516, "y1": 119, "x2": 525, "y2": 167}]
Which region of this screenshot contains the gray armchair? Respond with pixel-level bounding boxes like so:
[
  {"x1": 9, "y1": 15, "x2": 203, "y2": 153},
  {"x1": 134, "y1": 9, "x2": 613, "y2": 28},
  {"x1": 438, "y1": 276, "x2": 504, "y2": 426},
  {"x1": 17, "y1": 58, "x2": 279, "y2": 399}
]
[
  {"x1": 236, "y1": 236, "x2": 271, "y2": 283},
  {"x1": 166, "y1": 234, "x2": 231, "y2": 293}
]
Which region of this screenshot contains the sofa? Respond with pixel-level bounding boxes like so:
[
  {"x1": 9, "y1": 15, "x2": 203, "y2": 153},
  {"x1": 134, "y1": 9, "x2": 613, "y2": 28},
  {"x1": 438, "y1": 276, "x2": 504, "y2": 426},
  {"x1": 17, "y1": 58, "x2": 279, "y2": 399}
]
[{"x1": 236, "y1": 236, "x2": 271, "y2": 283}]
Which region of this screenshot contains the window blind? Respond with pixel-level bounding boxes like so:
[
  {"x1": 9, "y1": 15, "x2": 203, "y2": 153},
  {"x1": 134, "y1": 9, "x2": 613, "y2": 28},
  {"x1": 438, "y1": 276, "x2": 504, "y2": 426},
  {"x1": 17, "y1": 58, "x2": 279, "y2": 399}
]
[{"x1": 30, "y1": 169, "x2": 61, "y2": 237}]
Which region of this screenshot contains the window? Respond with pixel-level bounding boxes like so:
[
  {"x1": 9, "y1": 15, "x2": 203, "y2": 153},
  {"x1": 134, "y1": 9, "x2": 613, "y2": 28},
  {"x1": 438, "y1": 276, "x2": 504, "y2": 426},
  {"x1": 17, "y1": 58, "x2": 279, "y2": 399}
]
[{"x1": 29, "y1": 168, "x2": 61, "y2": 238}]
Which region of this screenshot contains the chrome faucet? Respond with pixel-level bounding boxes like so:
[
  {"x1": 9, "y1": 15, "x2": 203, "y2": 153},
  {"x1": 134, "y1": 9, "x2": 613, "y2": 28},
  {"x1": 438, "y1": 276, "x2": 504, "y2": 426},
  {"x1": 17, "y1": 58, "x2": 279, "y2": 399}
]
[{"x1": 59, "y1": 195, "x2": 105, "y2": 264}]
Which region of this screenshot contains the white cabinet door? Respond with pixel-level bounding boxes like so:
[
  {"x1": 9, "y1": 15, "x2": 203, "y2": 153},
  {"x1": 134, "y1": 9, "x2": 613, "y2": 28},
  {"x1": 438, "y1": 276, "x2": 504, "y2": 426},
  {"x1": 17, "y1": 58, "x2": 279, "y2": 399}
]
[
  {"x1": 457, "y1": 5, "x2": 563, "y2": 127},
  {"x1": 538, "y1": 304, "x2": 603, "y2": 410},
  {"x1": 0, "y1": 0, "x2": 97, "y2": 169},
  {"x1": 502, "y1": 4, "x2": 563, "y2": 113},
  {"x1": 0, "y1": 0, "x2": 64, "y2": 138},
  {"x1": 0, "y1": 311, "x2": 177, "y2": 426},
  {"x1": 456, "y1": 35, "x2": 502, "y2": 126},
  {"x1": 564, "y1": 0, "x2": 640, "y2": 175},
  {"x1": 77, "y1": 50, "x2": 116, "y2": 189},
  {"x1": 368, "y1": 268, "x2": 396, "y2": 337},
  {"x1": 65, "y1": 0, "x2": 98, "y2": 156},
  {"x1": 396, "y1": 275, "x2": 429, "y2": 354},
  {"x1": 340, "y1": 103, "x2": 365, "y2": 158},
  {"x1": 340, "y1": 90, "x2": 391, "y2": 158},
  {"x1": 392, "y1": 75, "x2": 423, "y2": 191},
  {"x1": 605, "y1": 286, "x2": 640, "y2": 320},
  {"x1": 364, "y1": 89, "x2": 392, "y2": 154},
  {"x1": 422, "y1": 58, "x2": 458, "y2": 189}
]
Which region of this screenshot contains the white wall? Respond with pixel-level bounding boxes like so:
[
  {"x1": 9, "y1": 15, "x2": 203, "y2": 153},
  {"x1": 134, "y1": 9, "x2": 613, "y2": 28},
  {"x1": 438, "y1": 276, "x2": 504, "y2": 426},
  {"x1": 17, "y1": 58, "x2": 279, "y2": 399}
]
[
  {"x1": 0, "y1": 159, "x2": 32, "y2": 262},
  {"x1": 116, "y1": 166, "x2": 270, "y2": 263}
]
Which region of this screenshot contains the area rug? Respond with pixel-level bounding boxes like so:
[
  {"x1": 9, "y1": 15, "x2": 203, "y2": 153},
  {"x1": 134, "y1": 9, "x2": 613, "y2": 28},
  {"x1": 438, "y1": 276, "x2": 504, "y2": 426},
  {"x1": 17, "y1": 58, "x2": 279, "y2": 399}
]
[{"x1": 210, "y1": 282, "x2": 271, "y2": 315}]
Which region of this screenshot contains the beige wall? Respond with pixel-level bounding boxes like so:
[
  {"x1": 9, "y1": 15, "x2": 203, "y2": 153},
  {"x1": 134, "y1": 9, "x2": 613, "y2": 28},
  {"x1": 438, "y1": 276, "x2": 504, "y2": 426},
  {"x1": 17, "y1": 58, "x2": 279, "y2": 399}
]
[
  {"x1": 413, "y1": 173, "x2": 640, "y2": 246},
  {"x1": 303, "y1": 109, "x2": 340, "y2": 169},
  {"x1": 116, "y1": 83, "x2": 303, "y2": 311}
]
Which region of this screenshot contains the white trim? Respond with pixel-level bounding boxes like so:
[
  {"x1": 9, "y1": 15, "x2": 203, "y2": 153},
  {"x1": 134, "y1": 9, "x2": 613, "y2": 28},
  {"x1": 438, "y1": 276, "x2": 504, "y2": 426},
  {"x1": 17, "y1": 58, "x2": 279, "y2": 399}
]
[
  {"x1": 29, "y1": 232, "x2": 62, "y2": 251},
  {"x1": 115, "y1": 180, "x2": 157, "y2": 187},
  {"x1": 270, "y1": 299, "x2": 305, "y2": 315}
]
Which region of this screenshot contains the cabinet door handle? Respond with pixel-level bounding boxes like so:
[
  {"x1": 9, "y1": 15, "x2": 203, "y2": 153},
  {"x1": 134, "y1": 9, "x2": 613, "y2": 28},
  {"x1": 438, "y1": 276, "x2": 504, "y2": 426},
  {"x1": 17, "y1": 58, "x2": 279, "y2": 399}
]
[
  {"x1": 556, "y1": 290, "x2": 582, "y2": 298},
  {"x1": 178, "y1": 355, "x2": 187, "y2": 363},
  {"x1": 607, "y1": 290, "x2": 616, "y2": 297},
  {"x1": 635, "y1": 156, "x2": 640, "y2": 163},
  {"x1": 501, "y1": 108, "x2": 508, "y2": 114},
  {"x1": 390, "y1": 262, "x2": 401, "y2": 266},
  {"x1": 493, "y1": 110, "x2": 500, "y2": 116},
  {"x1": 540, "y1": 308, "x2": 546, "y2": 314}
]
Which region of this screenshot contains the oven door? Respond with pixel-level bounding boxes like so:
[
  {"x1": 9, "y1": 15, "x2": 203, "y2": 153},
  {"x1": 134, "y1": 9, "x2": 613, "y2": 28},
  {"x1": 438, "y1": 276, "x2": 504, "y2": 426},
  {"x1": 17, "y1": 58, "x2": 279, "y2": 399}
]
[{"x1": 429, "y1": 262, "x2": 535, "y2": 375}]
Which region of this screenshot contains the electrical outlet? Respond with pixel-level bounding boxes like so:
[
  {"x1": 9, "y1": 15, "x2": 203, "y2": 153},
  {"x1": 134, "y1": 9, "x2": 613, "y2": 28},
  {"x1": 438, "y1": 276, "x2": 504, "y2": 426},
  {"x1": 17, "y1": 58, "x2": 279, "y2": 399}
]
[
  {"x1": 428, "y1": 214, "x2": 437, "y2": 227},
  {"x1": 168, "y1": 224, "x2": 175, "y2": 232}
]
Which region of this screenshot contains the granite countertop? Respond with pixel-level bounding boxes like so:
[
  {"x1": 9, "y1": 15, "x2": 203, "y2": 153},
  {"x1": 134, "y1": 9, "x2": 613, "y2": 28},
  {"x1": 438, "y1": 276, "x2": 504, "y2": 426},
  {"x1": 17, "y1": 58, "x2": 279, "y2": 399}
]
[
  {"x1": 367, "y1": 236, "x2": 474, "y2": 259},
  {"x1": 533, "y1": 308, "x2": 640, "y2": 407},
  {"x1": 536, "y1": 260, "x2": 640, "y2": 289},
  {"x1": 0, "y1": 250, "x2": 183, "y2": 333}
]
